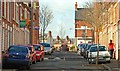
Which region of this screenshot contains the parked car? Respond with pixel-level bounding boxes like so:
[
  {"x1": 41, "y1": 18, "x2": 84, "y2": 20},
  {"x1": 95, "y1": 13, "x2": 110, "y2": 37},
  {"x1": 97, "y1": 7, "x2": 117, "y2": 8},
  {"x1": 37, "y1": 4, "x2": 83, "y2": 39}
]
[
  {"x1": 84, "y1": 44, "x2": 97, "y2": 58},
  {"x1": 83, "y1": 43, "x2": 91, "y2": 58},
  {"x1": 78, "y1": 43, "x2": 85, "y2": 56},
  {"x1": 33, "y1": 44, "x2": 44, "y2": 61},
  {"x1": 87, "y1": 45, "x2": 110, "y2": 64},
  {"x1": 3, "y1": 45, "x2": 31, "y2": 69},
  {"x1": 40, "y1": 43, "x2": 53, "y2": 55},
  {"x1": 27, "y1": 45, "x2": 37, "y2": 64}
]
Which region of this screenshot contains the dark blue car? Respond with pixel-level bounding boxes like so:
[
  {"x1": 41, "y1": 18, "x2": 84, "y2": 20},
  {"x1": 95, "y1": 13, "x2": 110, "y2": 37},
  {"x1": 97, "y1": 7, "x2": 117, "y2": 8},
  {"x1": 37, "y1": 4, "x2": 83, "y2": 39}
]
[
  {"x1": 78, "y1": 43, "x2": 86, "y2": 56},
  {"x1": 3, "y1": 45, "x2": 31, "y2": 69}
]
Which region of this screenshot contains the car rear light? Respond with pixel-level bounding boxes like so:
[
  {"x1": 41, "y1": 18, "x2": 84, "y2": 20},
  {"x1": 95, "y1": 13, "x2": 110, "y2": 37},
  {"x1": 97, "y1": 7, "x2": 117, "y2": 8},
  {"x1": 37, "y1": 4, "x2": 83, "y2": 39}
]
[{"x1": 5, "y1": 54, "x2": 9, "y2": 58}]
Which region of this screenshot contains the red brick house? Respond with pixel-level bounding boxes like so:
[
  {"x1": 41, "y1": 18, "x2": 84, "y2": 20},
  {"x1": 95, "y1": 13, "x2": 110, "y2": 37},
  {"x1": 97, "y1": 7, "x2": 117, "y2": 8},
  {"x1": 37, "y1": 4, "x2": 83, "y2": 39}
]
[
  {"x1": 75, "y1": 2, "x2": 93, "y2": 46},
  {"x1": 1, "y1": 1, "x2": 39, "y2": 51}
]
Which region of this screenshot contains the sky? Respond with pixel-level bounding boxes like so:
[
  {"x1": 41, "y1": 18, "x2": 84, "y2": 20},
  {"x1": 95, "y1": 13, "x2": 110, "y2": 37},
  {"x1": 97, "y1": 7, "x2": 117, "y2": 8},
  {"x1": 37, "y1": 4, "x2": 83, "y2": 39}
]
[{"x1": 39, "y1": 0, "x2": 92, "y2": 38}]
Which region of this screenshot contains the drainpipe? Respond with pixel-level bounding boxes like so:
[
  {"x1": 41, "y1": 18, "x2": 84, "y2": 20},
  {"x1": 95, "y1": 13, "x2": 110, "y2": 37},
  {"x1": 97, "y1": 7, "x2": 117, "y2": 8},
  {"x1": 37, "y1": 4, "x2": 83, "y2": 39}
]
[{"x1": 117, "y1": 20, "x2": 120, "y2": 60}]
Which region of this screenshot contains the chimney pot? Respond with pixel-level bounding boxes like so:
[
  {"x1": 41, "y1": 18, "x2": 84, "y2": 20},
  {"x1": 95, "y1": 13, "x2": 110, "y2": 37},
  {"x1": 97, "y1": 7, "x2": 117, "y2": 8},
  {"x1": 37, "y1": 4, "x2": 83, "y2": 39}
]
[{"x1": 75, "y1": 2, "x2": 78, "y2": 11}]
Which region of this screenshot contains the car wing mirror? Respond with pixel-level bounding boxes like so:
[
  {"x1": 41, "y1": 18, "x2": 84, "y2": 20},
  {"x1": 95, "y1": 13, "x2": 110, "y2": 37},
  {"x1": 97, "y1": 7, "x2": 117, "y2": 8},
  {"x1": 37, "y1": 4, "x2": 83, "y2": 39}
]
[{"x1": 2, "y1": 50, "x2": 5, "y2": 53}]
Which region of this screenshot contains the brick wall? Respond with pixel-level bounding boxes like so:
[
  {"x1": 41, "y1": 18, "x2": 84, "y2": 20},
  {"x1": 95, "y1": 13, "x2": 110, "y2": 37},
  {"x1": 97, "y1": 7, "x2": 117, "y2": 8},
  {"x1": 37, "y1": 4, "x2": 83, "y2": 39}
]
[{"x1": 75, "y1": 20, "x2": 92, "y2": 37}]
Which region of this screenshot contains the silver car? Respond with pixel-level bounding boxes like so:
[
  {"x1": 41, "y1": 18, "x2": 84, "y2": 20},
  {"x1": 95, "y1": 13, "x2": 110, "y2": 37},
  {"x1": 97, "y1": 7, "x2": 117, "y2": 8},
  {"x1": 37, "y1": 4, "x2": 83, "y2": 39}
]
[{"x1": 88, "y1": 45, "x2": 110, "y2": 64}]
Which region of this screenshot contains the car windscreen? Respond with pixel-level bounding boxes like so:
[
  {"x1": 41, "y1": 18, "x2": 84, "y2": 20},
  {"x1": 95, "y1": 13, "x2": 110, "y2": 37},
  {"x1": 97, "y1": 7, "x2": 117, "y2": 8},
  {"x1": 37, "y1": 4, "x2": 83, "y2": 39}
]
[
  {"x1": 40, "y1": 43, "x2": 50, "y2": 47},
  {"x1": 78, "y1": 44, "x2": 85, "y2": 49},
  {"x1": 90, "y1": 46, "x2": 106, "y2": 52},
  {"x1": 33, "y1": 45, "x2": 40, "y2": 50},
  {"x1": 8, "y1": 46, "x2": 28, "y2": 53},
  {"x1": 99, "y1": 46, "x2": 106, "y2": 51},
  {"x1": 86, "y1": 44, "x2": 97, "y2": 50},
  {"x1": 86, "y1": 44, "x2": 92, "y2": 50},
  {"x1": 90, "y1": 46, "x2": 97, "y2": 52}
]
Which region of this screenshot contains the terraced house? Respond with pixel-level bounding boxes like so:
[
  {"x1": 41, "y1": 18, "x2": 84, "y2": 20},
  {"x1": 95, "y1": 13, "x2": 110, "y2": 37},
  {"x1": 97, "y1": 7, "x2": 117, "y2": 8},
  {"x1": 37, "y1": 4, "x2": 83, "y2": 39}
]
[
  {"x1": 1, "y1": 0, "x2": 39, "y2": 52},
  {"x1": 75, "y1": 2, "x2": 93, "y2": 46},
  {"x1": 97, "y1": 1, "x2": 120, "y2": 60},
  {"x1": 75, "y1": 0, "x2": 120, "y2": 60}
]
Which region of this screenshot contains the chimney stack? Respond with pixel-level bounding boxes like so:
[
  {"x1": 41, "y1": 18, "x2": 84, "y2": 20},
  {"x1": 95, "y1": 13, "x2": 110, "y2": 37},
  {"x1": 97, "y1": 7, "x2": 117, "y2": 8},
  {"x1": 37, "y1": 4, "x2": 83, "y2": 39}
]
[
  {"x1": 66, "y1": 36, "x2": 69, "y2": 41},
  {"x1": 56, "y1": 36, "x2": 59, "y2": 41},
  {"x1": 48, "y1": 31, "x2": 52, "y2": 37},
  {"x1": 75, "y1": 2, "x2": 78, "y2": 11}
]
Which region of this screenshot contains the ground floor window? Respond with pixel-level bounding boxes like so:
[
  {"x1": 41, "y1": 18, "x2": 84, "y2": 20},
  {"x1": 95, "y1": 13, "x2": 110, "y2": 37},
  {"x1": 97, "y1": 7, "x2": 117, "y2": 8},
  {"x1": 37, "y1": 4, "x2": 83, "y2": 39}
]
[{"x1": 2, "y1": 27, "x2": 4, "y2": 51}]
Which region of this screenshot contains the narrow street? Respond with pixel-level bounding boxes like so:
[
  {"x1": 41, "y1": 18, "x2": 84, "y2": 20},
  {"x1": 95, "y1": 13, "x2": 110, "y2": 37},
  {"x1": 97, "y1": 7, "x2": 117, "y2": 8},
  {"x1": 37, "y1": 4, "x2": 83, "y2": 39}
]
[
  {"x1": 1, "y1": 1, "x2": 120, "y2": 71},
  {"x1": 18, "y1": 51, "x2": 108, "y2": 71}
]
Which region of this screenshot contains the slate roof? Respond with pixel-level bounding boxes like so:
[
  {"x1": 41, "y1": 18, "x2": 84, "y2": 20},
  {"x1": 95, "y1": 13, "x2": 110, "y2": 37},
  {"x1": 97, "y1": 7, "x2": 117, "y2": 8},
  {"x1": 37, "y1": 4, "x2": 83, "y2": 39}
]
[{"x1": 75, "y1": 8, "x2": 88, "y2": 20}]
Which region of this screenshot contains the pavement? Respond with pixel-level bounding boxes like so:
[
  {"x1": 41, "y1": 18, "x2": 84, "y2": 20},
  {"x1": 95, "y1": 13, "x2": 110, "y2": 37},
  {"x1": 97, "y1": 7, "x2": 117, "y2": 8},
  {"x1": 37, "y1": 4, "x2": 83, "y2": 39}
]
[{"x1": 102, "y1": 59, "x2": 120, "y2": 71}]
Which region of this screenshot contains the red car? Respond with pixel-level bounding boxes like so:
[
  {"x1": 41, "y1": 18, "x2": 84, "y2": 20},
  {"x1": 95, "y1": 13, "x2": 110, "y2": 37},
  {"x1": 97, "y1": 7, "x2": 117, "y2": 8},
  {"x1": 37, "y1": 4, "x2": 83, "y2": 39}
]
[
  {"x1": 33, "y1": 44, "x2": 44, "y2": 62},
  {"x1": 27, "y1": 45, "x2": 37, "y2": 64}
]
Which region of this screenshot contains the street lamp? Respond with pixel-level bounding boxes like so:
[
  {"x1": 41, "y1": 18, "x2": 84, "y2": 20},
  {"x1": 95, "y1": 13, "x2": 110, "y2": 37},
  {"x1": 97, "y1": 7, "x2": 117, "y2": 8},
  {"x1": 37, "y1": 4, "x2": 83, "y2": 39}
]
[
  {"x1": 92, "y1": 27, "x2": 94, "y2": 44},
  {"x1": 82, "y1": 26, "x2": 87, "y2": 45},
  {"x1": 29, "y1": 2, "x2": 33, "y2": 44}
]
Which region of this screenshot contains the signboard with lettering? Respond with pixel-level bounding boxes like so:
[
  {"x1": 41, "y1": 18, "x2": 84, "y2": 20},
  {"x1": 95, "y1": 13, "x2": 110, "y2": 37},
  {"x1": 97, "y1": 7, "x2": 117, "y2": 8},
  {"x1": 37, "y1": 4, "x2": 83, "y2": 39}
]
[{"x1": 19, "y1": 20, "x2": 26, "y2": 28}]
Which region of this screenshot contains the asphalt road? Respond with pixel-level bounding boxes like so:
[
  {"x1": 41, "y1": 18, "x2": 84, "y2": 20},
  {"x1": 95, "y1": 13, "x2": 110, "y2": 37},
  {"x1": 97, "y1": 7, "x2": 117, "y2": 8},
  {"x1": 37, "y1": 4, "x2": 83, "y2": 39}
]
[
  {"x1": 2, "y1": 51, "x2": 109, "y2": 71},
  {"x1": 19, "y1": 51, "x2": 108, "y2": 71}
]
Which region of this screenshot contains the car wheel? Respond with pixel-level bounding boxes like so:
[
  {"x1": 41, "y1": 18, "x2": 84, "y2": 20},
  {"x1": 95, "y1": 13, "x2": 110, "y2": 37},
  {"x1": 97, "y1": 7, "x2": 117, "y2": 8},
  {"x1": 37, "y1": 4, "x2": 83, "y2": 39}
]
[
  {"x1": 38, "y1": 59, "x2": 40, "y2": 62},
  {"x1": 41, "y1": 57, "x2": 44, "y2": 61},
  {"x1": 106, "y1": 61, "x2": 110, "y2": 63},
  {"x1": 88, "y1": 59, "x2": 92, "y2": 64},
  {"x1": 30, "y1": 61, "x2": 32, "y2": 65},
  {"x1": 26, "y1": 62, "x2": 31, "y2": 70},
  {"x1": 33, "y1": 59, "x2": 37, "y2": 64},
  {"x1": 88, "y1": 58, "x2": 90, "y2": 61},
  {"x1": 49, "y1": 52, "x2": 51, "y2": 55},
  {"x1": 89, "y1": 61, "x2": 91, "y2": 64}
]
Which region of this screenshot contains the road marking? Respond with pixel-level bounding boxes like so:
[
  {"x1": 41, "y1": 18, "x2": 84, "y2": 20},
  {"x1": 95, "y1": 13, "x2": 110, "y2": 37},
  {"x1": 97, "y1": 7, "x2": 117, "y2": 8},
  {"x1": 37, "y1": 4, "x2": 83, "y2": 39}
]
[
  {"x1": 54, "y1": 57, "x2": 61, "y2": 60},
  {"x1": 2, "y1": 69, "x2": 17, "y2": 71},
  {"x1": 44, "y1": 58, "x2": 49, "y2": 60}
]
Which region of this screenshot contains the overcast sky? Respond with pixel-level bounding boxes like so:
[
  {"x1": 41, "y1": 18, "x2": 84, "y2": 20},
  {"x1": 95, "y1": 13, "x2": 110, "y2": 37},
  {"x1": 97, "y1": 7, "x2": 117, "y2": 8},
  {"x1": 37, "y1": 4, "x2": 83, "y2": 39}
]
[{"x1": 39, "y1": 0, "x2": 92, "y2": 38}]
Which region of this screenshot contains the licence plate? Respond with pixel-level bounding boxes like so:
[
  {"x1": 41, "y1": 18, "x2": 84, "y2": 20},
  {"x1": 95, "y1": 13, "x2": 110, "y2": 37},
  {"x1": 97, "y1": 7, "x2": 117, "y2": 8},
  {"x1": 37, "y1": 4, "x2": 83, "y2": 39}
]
[
  {"x1": 106, "y1": 58, "x2": 110, "y2": 60},
  {"x1": 99, "y1": 57, "x2": 103, "y2": 59}
]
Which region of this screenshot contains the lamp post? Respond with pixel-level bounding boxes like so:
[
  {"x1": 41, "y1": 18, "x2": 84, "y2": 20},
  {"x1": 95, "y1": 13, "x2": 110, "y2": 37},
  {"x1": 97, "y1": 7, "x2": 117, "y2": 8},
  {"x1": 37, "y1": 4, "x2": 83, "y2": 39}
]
[
  {"x1": 83, "y1": 26, "x2": 87, "y2": 46},
  {"x1": 92, "y1": 27, "x2": 94, "y2": 44},
  {"x1": 0, "y1": 2, "x2": 1, "y2": 68},
  {"x1": 29, "y1": 2, "x2": 33, "y2": 44}
]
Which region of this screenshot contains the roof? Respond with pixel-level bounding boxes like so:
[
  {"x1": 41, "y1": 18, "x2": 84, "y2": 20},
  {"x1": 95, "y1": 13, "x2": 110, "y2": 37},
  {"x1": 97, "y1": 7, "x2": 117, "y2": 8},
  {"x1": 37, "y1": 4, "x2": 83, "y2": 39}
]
[
  {"x1": 75, "y1": 8, "x2": 88, "y2": 20},
  {"x1": 33, "y1": 44, "x2": 41, "y2": 46}
]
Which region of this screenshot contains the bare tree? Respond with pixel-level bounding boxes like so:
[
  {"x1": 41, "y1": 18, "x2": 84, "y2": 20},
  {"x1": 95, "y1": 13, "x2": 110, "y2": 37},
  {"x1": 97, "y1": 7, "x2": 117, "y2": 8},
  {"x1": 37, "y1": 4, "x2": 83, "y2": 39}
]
[
  {"x1": 59, "y1": 24, "x2": 66, "y2": 40},
  {"x1": 40, "y1": 5, "x2": 53, "y2": 42},
  {"x1": 80, "y1": 2, "x2": 110, "y2": 64}
]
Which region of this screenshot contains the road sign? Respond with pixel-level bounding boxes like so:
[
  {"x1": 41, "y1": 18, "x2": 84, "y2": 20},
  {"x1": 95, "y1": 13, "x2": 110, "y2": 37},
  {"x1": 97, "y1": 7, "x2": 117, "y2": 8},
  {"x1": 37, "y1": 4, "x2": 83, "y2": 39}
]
[
  {"x1": 34, "y1": 26, "x2": 39, "y2": 30},
  {"x1": 19, "y1": 20, "x2": 26, "y2": 28}
]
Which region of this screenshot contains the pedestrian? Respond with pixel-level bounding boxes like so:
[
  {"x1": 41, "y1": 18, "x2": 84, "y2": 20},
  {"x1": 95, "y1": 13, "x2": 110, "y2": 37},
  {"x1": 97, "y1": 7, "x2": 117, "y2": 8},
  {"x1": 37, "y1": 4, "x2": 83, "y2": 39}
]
[{"x1": 108, "y1": 40, "x2": 115, "y2": 59}]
